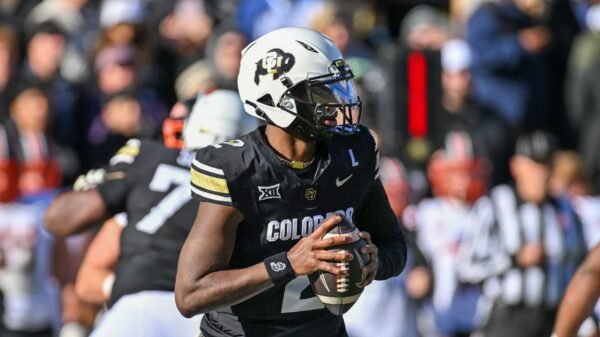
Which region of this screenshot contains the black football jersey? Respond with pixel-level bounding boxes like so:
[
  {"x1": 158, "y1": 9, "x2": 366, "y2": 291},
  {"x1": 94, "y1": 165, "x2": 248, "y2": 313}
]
[
  {"x1": 96, "y1": 139, "x2": 198, "y2": 307},
  {"x1": 190, "y1": 126, "x2": 406, "y2": 337}
]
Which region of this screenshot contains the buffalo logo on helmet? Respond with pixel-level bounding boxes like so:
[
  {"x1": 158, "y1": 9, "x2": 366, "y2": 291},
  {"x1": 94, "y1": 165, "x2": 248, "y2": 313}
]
[{"x1": 254, "y1": 48, "x2": 295, "y2": 85}]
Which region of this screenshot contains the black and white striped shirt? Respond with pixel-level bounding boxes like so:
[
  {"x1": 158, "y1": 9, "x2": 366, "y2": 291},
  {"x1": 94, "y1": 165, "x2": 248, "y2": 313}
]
[{"x1": 458, "y1": 185, "x2": 597, "y2": 308}]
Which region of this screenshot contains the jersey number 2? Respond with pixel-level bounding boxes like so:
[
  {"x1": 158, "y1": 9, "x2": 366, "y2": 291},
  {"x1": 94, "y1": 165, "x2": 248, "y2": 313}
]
[
  {"x1": 281, "y1": 276, "x2": 324, "y2": 313},
  {"x1": 136, "y1": 164, "x2": 191, "y2": 234}
]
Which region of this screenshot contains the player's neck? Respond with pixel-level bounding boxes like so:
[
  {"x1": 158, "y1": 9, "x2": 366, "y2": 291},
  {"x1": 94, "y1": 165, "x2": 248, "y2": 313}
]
[{"x1": 264, "y1": 125, "x2": 316, "y2": 162}]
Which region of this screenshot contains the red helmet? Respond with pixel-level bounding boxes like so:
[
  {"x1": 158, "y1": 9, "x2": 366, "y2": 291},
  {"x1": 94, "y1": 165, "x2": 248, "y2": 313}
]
[
  {"x1": 427, "y1": 131, "x2": 490, "y2": 203},
  {"x1": 0, "y1": 125, "x2": 18, "y2": 202}
]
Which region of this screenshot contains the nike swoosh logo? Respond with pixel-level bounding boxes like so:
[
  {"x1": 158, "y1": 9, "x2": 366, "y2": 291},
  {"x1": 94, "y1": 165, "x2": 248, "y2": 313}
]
[{"x1": 335, "y1": 174, "x2": 353, "y2": 187}]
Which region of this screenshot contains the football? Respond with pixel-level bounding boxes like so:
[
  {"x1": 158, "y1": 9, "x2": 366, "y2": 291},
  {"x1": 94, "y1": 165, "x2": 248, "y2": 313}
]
[{"x1": 309, "y1": 215, "x2": 371, "y2": 315}]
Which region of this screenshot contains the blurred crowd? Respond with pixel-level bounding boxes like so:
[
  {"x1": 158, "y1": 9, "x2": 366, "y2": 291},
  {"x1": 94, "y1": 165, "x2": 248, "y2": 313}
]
[{"x1": 0, "y1": 0, "x2": 599, "y2": 336}]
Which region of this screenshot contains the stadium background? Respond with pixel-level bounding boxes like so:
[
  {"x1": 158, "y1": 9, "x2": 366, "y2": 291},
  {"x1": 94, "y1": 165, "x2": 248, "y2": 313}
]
[{"x1": 0, "y1": 0, "x2": 598, "y2": 336}]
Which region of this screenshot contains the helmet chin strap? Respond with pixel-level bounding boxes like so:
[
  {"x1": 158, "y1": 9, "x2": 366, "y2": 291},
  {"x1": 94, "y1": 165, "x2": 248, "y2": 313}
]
[
  {"x1": 245, "y1": 99, "x2": 319, "y2": 140},
  {"x1": 247, "y1": 96, "x2": 354, "y2": 141},
  {"x1": 286, "y1": 119, "x2": 320, "y2": 141}
]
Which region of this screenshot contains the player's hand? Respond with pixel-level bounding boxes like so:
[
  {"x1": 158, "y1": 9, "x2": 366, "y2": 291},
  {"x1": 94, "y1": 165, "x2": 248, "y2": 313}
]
[
  {"x1": 359, "y1": 231, "x2": 379, "y2": 286},
  {"x1": 517, "y1": 243, "x2": 545, "y2": 267},
  {"x1": 287, "y1": 215, "x2": 354, "y2": 276},
  {"x1": 519, "y1": 26, "x2": 550, "y2": 54}
]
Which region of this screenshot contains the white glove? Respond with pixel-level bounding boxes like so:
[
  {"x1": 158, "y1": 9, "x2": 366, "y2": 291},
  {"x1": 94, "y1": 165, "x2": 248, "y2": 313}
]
[{"x1": 73, "y1": 168, "x2": 106, "y2": 191}]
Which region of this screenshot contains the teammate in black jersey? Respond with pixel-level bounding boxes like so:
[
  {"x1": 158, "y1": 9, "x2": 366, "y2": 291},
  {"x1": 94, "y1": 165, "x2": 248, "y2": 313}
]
[
  {"x1": 44, "y1": 90, "x2": 255, "y2": 337},
  {"x1": 175, "y1": 27, "x2": 407, "y2": 337}
]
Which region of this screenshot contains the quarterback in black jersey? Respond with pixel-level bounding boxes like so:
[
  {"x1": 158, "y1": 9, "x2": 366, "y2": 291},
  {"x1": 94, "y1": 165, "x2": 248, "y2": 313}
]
[
  {"x1": 175, "y1": 27, "x2": 407, "y2": 337},
  {"x1": 44, "y1": 90, "x2": 255, "y2": 337}
]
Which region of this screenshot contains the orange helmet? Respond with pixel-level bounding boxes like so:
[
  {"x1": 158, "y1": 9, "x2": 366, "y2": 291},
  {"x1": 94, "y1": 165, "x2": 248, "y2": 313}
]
[
  {"x1": 163, "y1": 96, "x2": 197, "y2": 149},
  {"x1": 427, "y1": 131, "x2": 490, "y2": 203}
]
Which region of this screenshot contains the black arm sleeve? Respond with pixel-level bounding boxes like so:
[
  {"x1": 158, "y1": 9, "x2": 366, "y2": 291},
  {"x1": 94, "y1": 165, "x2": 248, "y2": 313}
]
[
  {"x1": 96, "y1": 165, "x2": 129, "y2": 214},
  {"x1": 356, "y1": 179, "x2": 407, "y2": 280}
]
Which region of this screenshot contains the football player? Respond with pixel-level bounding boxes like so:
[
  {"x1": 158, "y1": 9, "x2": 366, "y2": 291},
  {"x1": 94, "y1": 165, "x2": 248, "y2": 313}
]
[
  {"x1": 413, "y1": 131, "x2": 491, "y2": 337},
  {"x1": 44, "y1": 89, "x2": 255, "y2": 337},
  {"x1": 175, "y1": 27, "x2": 407, "y2": 337},
  {"x1": 74, "y1": 214, "x2": 126, "y2": 305}
]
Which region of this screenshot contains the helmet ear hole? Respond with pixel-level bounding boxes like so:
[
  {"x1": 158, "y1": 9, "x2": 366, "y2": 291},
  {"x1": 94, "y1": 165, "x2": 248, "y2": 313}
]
[{"x1": 257, "y1": 94, "x2": 274, "y2": 107}]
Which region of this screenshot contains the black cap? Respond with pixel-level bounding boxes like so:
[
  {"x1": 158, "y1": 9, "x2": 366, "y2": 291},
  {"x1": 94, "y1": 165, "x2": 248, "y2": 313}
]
[
  {"x1": 25, "y1": 20, "x2": 66, "y2": 43},
  {"x1": 514, "y1": 130, "x2": 558, "y2": 164}
]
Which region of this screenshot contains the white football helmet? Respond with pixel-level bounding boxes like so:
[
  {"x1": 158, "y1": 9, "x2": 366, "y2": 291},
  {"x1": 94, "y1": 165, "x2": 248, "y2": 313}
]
[
  {"x1": 237, "y1": 27, "x2": 362, "y2": 140},
  {"x1": 163, "y1": 90, "x2": 257, "y2": 150},
  {"x1": 184, "y1": 90, "x2": 257, "y2": 149}
]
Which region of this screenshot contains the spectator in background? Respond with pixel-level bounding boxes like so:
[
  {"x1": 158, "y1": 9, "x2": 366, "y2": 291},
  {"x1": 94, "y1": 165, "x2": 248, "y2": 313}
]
[
  {"x1": 236, "y1": 0, "x2": 325, "y2": 41},
  {"x1": 25, "y1": 0, "x2": 99, "y2": 86},
  {"x1": 204, "y1": 23, "x2": 246, "y2": 91},
  {"x1": 87, "y1": 92, "x2": 159, "y2": 169},
  {"x1": 549, "y1": 150, "x2": 590, "y2": 200},
  {"x1": 310, "y1": 3, "x2": 384, "y2": 128},
  {"x1": 93, "y1": 45, "x2": 137, "y2": 97},
  {"x1": 458, "y1": 131, "x2": 591, "y2": 337},
  {"x1": 85, "y1": 44, "x2": 166, "y2": 158},
  {"x1": 100, "y1": 94, "x2": 154, "y2": 139},
  {"x1": 173, "y1": 59, "x2": 213, "y2": 101},
  {"x1": 158, "y1": 0, "x2": 214, "y2": 70},
  {"x1": 0, "y1": 25, "x2": 18, "y2": 122},
  {"x1": 6, "y1": 86, "x2": 77, "y2": 186},
  {"x1": 0, "y1": 196, "x2": 64, "y2": 337},
  {"x1": 156, "y1": 0, "x2": 216, "y2": 104},
  {"x1": 94, "y1": 0, "x2": 154, "y2": 85},
  {"x1": 0, "y1": 0, "x2": 38, "y2": 32},
  {"x1": 435, "y1": 39, "x2": 477, "y2": 143},
  {"x1": 7, "y1": 87, "x2": 53, "y2": 140},
  {"x1": 96, "y1": 0, "x2": 146, "y2": 50},
  {"x1": 433, "y1": 39, "x2": 512, "y2": 184},
  {"x1": 566, "y1": 4, "x2": 600, "y2": 192},
  {"x1": 6, "y1": 79, "x2": 100, "y2": 336},
  {"x1": 4, "y1": 127, "x2": 93, "y2": 337},
  {"x1": 399, "y1": 5, "x2": 450, "y2": 51},
  {"x1": 467, "y1": 0, "x2": 552, "y2": 132},
  {"x1": 173, "y1": 21, "x2": 246, "y2": 98},
  {"x1": 411, "y1": 131, "x2": 491, "y2": 337},
  {"x1": 20, "y1": 21, "x2": 66, "y2": 88},
  {"x1": 26, "y1": 0, "x2": 97, "y2": 35},
  {"x1": 570, "y1": 0, "x2": 594, "y2": 29},
  {"x1": 310, "y1": 3, "x2": 374, "y2": 59},
  {"x1": 0, "y1": 117, "x2": 65, "y2": 337},
  {"x1": 19, "y1": 21, "x2": 85, "y2": 164},
  {"x1": 375, "y1": 4, "x2": 451, "y2": 166}
]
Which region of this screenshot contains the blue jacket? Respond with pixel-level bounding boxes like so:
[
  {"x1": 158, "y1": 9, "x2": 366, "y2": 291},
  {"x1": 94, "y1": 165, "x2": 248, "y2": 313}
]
[{"x1": 467, "y1": 2, "x2": 549, "y2": 126}]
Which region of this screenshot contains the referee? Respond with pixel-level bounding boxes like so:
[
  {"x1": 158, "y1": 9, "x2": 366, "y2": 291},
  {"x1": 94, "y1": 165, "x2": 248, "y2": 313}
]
[{"x1": 458, "y1": 131, "x2": 589, "y2": 337}]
